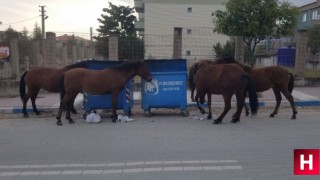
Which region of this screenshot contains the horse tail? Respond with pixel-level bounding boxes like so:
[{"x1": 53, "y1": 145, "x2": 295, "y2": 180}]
[
  {"x1": 59, "y1": 74, "x2": 66, "y2": 100},
  {"x1": 188, "y1": 65, "x2": 196, "y2": 90},
  {"x1": 243, "y1": 75, "x2": 259, "y2": 116},
  {"x1": 288, "y1": 73, "x2": 294, "y2": 93},
  {"x1": 19, "y1": 71, "x2": 28, "y2": 101}
]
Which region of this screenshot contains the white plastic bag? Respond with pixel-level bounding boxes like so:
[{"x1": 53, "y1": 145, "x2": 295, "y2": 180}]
[
  {"x1": 117, "y1": 115, "x2": 134, "y2": 122},
  {"x1": 85, "y1": 112, "x2": 102, "y2": 123}
]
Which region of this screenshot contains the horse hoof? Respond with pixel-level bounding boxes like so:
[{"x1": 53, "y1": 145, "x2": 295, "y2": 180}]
[
  {"x1": 111, "y1": 115, "x2": 118, "y2": 123},
  {"x1": 71, "y1": 109, "x2": 78, "y2": 114},
  {"x1": 213, "y1": 120, "x2": 222, "y2": 124},
  {"x1": 200, "y1": 109, "x2": 205, "y2": 114},
  {"x1": 35, "y1": 111, "x2": 41, "y2": 115},
  {"x1": 231, "y1": 119, "x2": 239, "y2": 123},
  {"x1": 291, "y1": 115, "x2": 296, "y2": 120},
  {"x1": 144, "y1": 111, "x2": 152, "y2": 117},
  {"x1": 245, "y1": 111, "x2": 250, "y2": 116},
  {"x1": 69, "y1": 119, "x2": 75, "y2": 124},
  {"x1": 207, "y1": 114, "x2": 212, "y2": 120},
  {"x1": 56, "y1": 121, "x2": 63, "y2": 126},
  {"x1": 269, "y1": 113, "x2": 276, "y2": 118}
]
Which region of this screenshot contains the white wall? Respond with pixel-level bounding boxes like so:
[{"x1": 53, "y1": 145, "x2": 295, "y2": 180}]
[{"x1": 143, "y1": 3, "x2": 229, "y2": 61}]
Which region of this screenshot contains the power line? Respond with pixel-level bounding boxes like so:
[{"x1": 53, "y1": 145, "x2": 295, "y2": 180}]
[{"x1": 1, "y1": 16, "x2": 39, "y2": 26}]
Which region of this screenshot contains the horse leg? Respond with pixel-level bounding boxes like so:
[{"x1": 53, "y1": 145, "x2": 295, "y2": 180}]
[
  {"x1": 66, "y1": 95, "x2": 76, "y2": 124},
  {"x1": 195, "y1": 92, "x2": 205, "y2": 114},
  {"x1": 270, "y1": 87, "x2": 282, "y2": 118},
  {"x1": 231, "y1": 92, "x2": 245, "y2": 123},
  {"x1": 233, "y1": 91, "x2": 249, "y2": 117},
  {"x1": 281, "y1": 88, "x2": 298, "y2": 120},
  {"x1": 30, "y1": 89, "x2": 41, "y2": 115},
  {"x1": 70, "y1": 96, "x2": 78, "y2": 114},
  {"x1": 244, "y1": 102, "x2": 250, "y2": 116},
  {"x1": 191, "y1": 87, "x2": 195, "y2": 102},
  {"x1": 56, "y1": 93, "x2": 74, "y2": 126},
  {"x1": 56, "y1": 101, "x2": 65, "y2": 126},
  {"x1": 207, "y1": 93, "x2": 212, "y2": 120},
  {"x1": 111, "y1": 91, "x2": 119, "y2": 123},
  {"x1": 213, "y1": 94, "x2": 232, "y2": 124},
  {"x1": 22, "y1": 93, "x2": 30, "y2": 117},
  {"x1": 243, "y1": 90, "x2": 250, "y2": 116}
]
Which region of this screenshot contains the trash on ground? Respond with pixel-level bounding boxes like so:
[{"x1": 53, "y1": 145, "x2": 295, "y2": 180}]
[
  {"x1": 117, "y1": 114, "x2": 134, "y2": 122},
  {"x1": 85, "y1": 111, "x2": 102, "y2": 123}
]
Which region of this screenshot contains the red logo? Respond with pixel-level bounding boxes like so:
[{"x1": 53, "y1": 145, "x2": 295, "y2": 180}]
[{"x1": 294, "y1": 149, "x2": 320, "y2": 175}]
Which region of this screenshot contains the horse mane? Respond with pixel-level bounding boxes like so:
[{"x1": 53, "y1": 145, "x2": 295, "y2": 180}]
[
  {"x1": 215, "y1": 55, "x2": 237, "y2": 64},
  {"x1": 215, "y1": 55, "x2": 252, "y2": 73},
  {"x1": 110, "y1": 61, "x2": 142, "y2": 71},
  {"x1": 65, "y1": 61, "x2": 88, "y2": 70}
]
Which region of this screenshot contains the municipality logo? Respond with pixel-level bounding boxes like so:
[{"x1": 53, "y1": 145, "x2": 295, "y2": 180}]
[{"x1": 145, "y1": 79, "x2": 158, "y2": 95}]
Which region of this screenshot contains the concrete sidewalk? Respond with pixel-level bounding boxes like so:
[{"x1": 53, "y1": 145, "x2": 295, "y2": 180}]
[{"x1": 0, "y1": 87, "x2": 319, "y2": 114}]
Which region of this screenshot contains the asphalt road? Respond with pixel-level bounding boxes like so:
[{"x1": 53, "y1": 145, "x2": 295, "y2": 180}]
[{"x1": 0, "y1": 107, "x2": 319, "y2": 180}]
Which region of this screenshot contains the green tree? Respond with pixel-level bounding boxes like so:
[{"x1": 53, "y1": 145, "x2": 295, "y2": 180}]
[
  {"x1": 32, "y1": 23, "x2": 42, "y2": 40},
  {"x1": 213, "y1": 40, "x2": 235, "y2": 58},
  {"x1": 3, "y1": 26, "x2": 20, "y2": 45},
  {"x1": 66, "y1": 35, "x2": 77, "y2": 59},
  {"x1": 308, "y1": 24, "x2": 320, "y2": 55},
  {"x1": 95, "y1": 2, "x2": 143, "y2": 60},
  {"x1": 18, "y1": 27, "x2": 32, "y2": 58},
  {"x1": 97, "y1": 2, "x2": 137, "y2": 37},
  {"x1": 213, "y1": 0, "x2": 298, "y2": 65}
]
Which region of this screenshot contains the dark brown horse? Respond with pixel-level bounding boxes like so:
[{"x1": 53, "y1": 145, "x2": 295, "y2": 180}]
[
  {"x1": 56, "y1": 61, "x2": 152, "y2": 126},
  {"x1": 194, "y1": 62, "x2": 259, "y2": 124},
  {"x1": 189, "y1": 56, "x2": 297, "y2": 119},
  {"x1": 19, "y1": 61, "x2": 88, "y2": 117}
]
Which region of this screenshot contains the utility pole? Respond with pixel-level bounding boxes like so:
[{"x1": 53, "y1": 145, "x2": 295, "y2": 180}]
[
  {"x1": 90, "y1": 27, "x2": 93, "y2": 59},
  {"x1": 39, "y1": 5, "x2": 48, "y2": 39}
]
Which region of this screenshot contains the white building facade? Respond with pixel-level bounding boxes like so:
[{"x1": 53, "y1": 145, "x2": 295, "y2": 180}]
[{"x1": 134, "y1": 0, "x2": 229, "y2": 62}]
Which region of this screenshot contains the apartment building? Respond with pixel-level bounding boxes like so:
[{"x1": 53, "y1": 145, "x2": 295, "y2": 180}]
[{"x1": 134, "y1": 0, "x2": 229, "y2": 61}]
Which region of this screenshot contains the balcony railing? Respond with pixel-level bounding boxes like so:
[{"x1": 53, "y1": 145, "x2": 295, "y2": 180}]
[
  {"x1": 134, "y1": 0, "x2": 144, "y2": 13},
  {"x1": 134, "y1": 21, "x2": 144, "y2": 31}
]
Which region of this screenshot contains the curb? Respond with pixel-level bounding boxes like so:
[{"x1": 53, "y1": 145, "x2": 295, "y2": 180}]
[
  {"x1": 187, "y1": 100, "x2": 320, "y2": 108},
  {"x1": 1, "y1": 100, "x2": 319, "y2": 114}
]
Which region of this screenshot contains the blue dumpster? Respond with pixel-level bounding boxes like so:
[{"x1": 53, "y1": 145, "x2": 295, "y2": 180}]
[
  {"x1": 141, "y1": 59, "x2": 189, "y2": 116},
  {"x1": 278, "y1": 47, "x2": 295, "y2": 67},
  {"x1": 83, "y1": 60, "x2": 134, "y2": 116}
]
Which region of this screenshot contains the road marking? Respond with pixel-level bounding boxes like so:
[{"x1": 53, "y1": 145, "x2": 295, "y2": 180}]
[
  {"x1": 0, "y1": 160, "x2": 243, "y2": 177},
  {"x1": 0, "y1": 160, "x2": 238, "y2": 170}
]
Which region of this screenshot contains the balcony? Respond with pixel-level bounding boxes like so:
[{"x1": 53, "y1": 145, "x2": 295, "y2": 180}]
[
  {"x1": 137, "y1": 13, "x2": 144, "y2": 21},
  {"x1": 134, "y1": 21, "x2": 144, "y2": 31},
  {"x1": 134, "y1": 0, "x2": 144, "y2": 13}
]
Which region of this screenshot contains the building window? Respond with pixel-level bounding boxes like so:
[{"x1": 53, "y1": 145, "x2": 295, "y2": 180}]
[
  {"x1": 302, "y1": 13, "x2": 307, "y2": 22},
  {"x1": 186, "y1": 51, "x2": 191, "y2": 56},
  {"x1": 187, "y1": 7, "x2": 192, "y2": 13},
  {"x1": 187, "y1": 29, "x2": 192, "y2": 35},
  {"x1": 312, "y1": 10, "x2": 318, "y2": 20}
]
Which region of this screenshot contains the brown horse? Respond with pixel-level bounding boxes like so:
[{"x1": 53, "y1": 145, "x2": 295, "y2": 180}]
[
  {"x1": 188, "y1": 60, "x2": 213, "y2": 102},
  {"x1": 189, "y1": 56, "x2": 297, "y2": 119},
  {"x1": 19, "y1": 61, "x2": 88, "y2": 117},
  {"x1": 56, "y1": 61, "x2": 152, "y2": 126},
  {"x1": 194, "y1": 62, "x2": 259, "y2": 124}
]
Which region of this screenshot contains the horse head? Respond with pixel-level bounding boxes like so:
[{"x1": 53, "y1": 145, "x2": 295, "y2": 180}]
[{"x1": 137, "y1": 61, "x2": 152, "y2": 82}]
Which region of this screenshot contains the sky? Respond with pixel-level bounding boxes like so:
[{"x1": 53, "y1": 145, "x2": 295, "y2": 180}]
[
  {"x1": 0, "y1": 0, "x2": 317, "y2": 39},
  {"x1": 0, "y1": 0, "x2": 134, "y2": 38}
]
